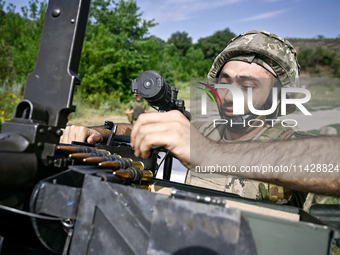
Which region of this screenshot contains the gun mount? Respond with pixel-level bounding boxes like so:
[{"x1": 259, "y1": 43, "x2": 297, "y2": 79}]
[
  {"x1": 0, "y1": 0, "x2": 339, "y2": 254},
  {"x1": 0, "y1": 0, "x2": 91, "y2": 188}
]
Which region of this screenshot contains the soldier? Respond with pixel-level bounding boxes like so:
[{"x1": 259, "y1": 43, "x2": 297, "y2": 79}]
[
  {"x1": 125, "y1": 93, "x2": 149, "y2": 124},
  {"x1": 183, "y1": 31, "x2": 312, "y2": 206},
  {"x1": 61, "y1": 31, "x2": 340, "y2": 198},
  {"x1": 130, "y1": 31, "x2": 339, "y2": 198}
]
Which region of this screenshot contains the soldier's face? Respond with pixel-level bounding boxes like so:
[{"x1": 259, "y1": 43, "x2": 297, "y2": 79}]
[{"x1": 217, "y1": 60, "x2": 276, "y2": 118}]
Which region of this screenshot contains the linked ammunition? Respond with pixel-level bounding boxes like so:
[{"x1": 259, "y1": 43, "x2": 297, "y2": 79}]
[
  {"x1": 69, "y1": 151, "x2": 111, "y2": 160},
  {"x1": 131, "y1": 161, "x2": 144, "y2": 170},
  {"x1": 99, "y1": 158, "x2": 144, "y2": 170},
  {"x1": 56, "y1": 145, "x2": 97, "y2": 154},
  {"x1": 113, "y1": 167, "x2": 153, "y2": 182},
  {"x1": 83, "y1": 154, "x2": 122, "y2": 164},
  {"x1": 69, "y1": 153, "x2": 92, "y2": 159}
]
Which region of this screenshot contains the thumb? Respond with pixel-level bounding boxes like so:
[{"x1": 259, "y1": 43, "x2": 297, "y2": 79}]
[{"x1": 87, "y1": 133, "x2": 103, "y2": 144}]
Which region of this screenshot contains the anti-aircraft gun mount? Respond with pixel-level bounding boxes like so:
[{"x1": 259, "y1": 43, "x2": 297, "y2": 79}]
[{"x1": 0, "y1": 0, "x2": 340, "y2": 254}]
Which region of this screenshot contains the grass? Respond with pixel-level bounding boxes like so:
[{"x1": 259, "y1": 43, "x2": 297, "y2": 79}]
[
  {"x1": 176, "y1": 81, "x2": 190, "y2": 101},
  {"x1": 302, "y1": 78, "x2": 340, "y2": 112},
  {"x1": 0, "y1": 82, "x2": 23, "y2": 129},
  {"x1": 68, "y1": 93, "x2": 126, "y2": 120}
]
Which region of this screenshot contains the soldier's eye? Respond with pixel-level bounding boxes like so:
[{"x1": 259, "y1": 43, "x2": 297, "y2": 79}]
[{"x1": 219, "y1": 77, "x2": 231, "y2": 84}]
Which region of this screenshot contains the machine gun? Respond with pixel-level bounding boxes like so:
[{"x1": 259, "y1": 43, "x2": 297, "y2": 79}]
[
  {"x1": 131, "y1": 70, "x2": 190, "y2": 118},
  {"x1": 131, "y1": 70, "x2": 191, "y2": 180},
  {"x1": 0, "y1": 0, "x2": 339, "y2": 254}
]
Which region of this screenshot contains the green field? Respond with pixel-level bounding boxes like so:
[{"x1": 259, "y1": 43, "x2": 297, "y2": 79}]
[{"x1": 303, "y1": 78, "x2": 340, "y2": 111}]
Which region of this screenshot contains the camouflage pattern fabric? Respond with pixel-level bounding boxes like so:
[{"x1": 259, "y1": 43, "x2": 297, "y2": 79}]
[
  {"x1": 186, "y1": 121, "x2": 311, "y2": 206},
  {"x1": 186, "y1": 30, "x2": 309, "y2": 207},
  {"x1": 207, "y1": 30, "x2": 300, "y2": 115},
  {"x1": 303, "y1": 193, "x2": 332, "y2": 212},
  {"x1": 126, "y1": 99, "x2": 149, "y2": 122},
  {"x1": 319, "y1": 126, "x2": 338, "y2": 136}
]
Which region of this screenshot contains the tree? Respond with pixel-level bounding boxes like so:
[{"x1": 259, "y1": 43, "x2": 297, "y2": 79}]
[
  {"x1": 153, "y1": 43, "x2": 180, "y2": 85},
  {"x1": 182, "y1": 46, "x2": 211, "y2": 78},
  {"x1": 0, "y1": 0, "x2": 47, "y2": 85},
  {"x1": 197, "y1": 28, "x2": 235, "y2": 61},
  {"x1": 88, "y1": 0, "x2": 156, "y2": 41},
  {"x1": 78, "y1": 0, "x2": 160, "y2": 102},
  {"x1": 167, "y1": 31, "x2": 192, "y2": 57}
]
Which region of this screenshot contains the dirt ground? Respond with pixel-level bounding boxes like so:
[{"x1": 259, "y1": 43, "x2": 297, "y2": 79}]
[
  {"x1": 69, "y1": 114, "x2": 130, "y2": 126},
  {"x1": 279, "y1": 108, "x2": 340, "y2": 131},
  {"x1": 68, "y1": 101, "x2": 191, "y2": 127}
]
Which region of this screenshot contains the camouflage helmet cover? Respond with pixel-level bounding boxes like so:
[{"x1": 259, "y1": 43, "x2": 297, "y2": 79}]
[{"x1": 207, "y1": 30, "x2": 301, "y2": 114}]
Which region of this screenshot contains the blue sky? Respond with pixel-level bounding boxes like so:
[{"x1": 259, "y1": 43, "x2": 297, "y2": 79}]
[{"x1": 4, "y1": 0, "x2": 340, "y2": 42}]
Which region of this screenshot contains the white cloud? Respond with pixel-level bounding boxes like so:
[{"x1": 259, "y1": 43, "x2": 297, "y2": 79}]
[
  {"x1": 237, "y1": 9, "x2": 288, "y2": 22},
  {"x1": 139, "y1": 0, "x2": 247, "y2": 23}
]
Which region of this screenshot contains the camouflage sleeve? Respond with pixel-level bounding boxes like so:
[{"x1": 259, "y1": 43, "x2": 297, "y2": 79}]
[
  {"x1": 191, "y1": 121, "x2": 209, "y2": 131},
  {"x1": 143, "y1": 101, "x2": 150, "y2": 110},
  {"x1": 289, "y1": 130, "x2": 317, "y2": 140}
]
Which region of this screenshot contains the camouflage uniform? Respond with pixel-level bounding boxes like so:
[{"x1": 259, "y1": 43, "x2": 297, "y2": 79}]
[
  {"x1": 299, "y1": 126, "x2": 339, "y2": 211},
  {"x1": 186, "y1": 121, "x2": 311, "y2": 206},
  {"x1": 319, "y1": 126, "x2": 338, "y2": 136},
  {"x1": 126, "y1": 99, "x2": 149, "y2": 123},
  {"x1": 186, "y1": 30, "x2": 309, "y2": 207}
]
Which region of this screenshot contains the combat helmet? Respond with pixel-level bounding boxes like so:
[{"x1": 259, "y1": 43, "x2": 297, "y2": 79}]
[{"x1": 208, "y1": 30, "x2": 300, "y2": 117}]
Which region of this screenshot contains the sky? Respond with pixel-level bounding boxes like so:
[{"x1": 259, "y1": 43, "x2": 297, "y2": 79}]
[{"x1": 4, "y1": 0, "x2": 340, "y2": 43}]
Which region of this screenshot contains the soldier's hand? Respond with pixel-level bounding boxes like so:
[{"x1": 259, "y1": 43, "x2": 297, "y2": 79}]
[
  {"x1": 130, "y1": 110, "x2": 191, "y2": 168},
  {"x1": 60, "y1": 125, "x2": 103, "y2": 144}
]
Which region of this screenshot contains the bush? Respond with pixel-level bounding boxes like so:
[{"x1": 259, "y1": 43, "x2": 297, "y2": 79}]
[
  {"x1": 298, "y1": 48, "x2": 340, "y2": 77},
  {"x1": 0, "y1": 82, "x2": 23, "y2": 129}
]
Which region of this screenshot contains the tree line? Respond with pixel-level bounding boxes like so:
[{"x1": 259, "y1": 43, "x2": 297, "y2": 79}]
[
  {"x1": 0, "y1": 0, "x2": 236, "y2": 102},
  {"x1": 1, "y1": 0, "x2": 339, "y2": 104}
]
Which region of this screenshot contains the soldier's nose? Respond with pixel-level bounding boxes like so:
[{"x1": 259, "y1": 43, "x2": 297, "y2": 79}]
[{"x1": 223, "y1": 89, "x2": 233, "y2": 103}]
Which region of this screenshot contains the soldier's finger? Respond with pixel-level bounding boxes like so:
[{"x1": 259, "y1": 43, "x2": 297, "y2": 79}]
[
  {"x1": 60, "y1": 126, "x2": 76, "y2": 144},
  {"x1": 138, "y1": 130, "x2": 181, "y2": 159},
  {"x1": 131, "y1": 110, "x2": 184, "y2": 147},
  {"x1": 133, "y1": 122, "x2": 171, "y2": 157},
  {"x1": 131, "y1": 113, "x2": 162, "y2": 147},
  {"x1": 72, "y1": 126, "x2": 91, "y2": 143},
  {"x1": 87, "y1": 133, "x2": 103, "y2": 144}
]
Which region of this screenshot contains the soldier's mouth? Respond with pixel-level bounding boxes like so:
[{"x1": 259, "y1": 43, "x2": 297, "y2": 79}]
[{"x1": 224, "y1": 108, "x2": 235, "y2": 116}]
